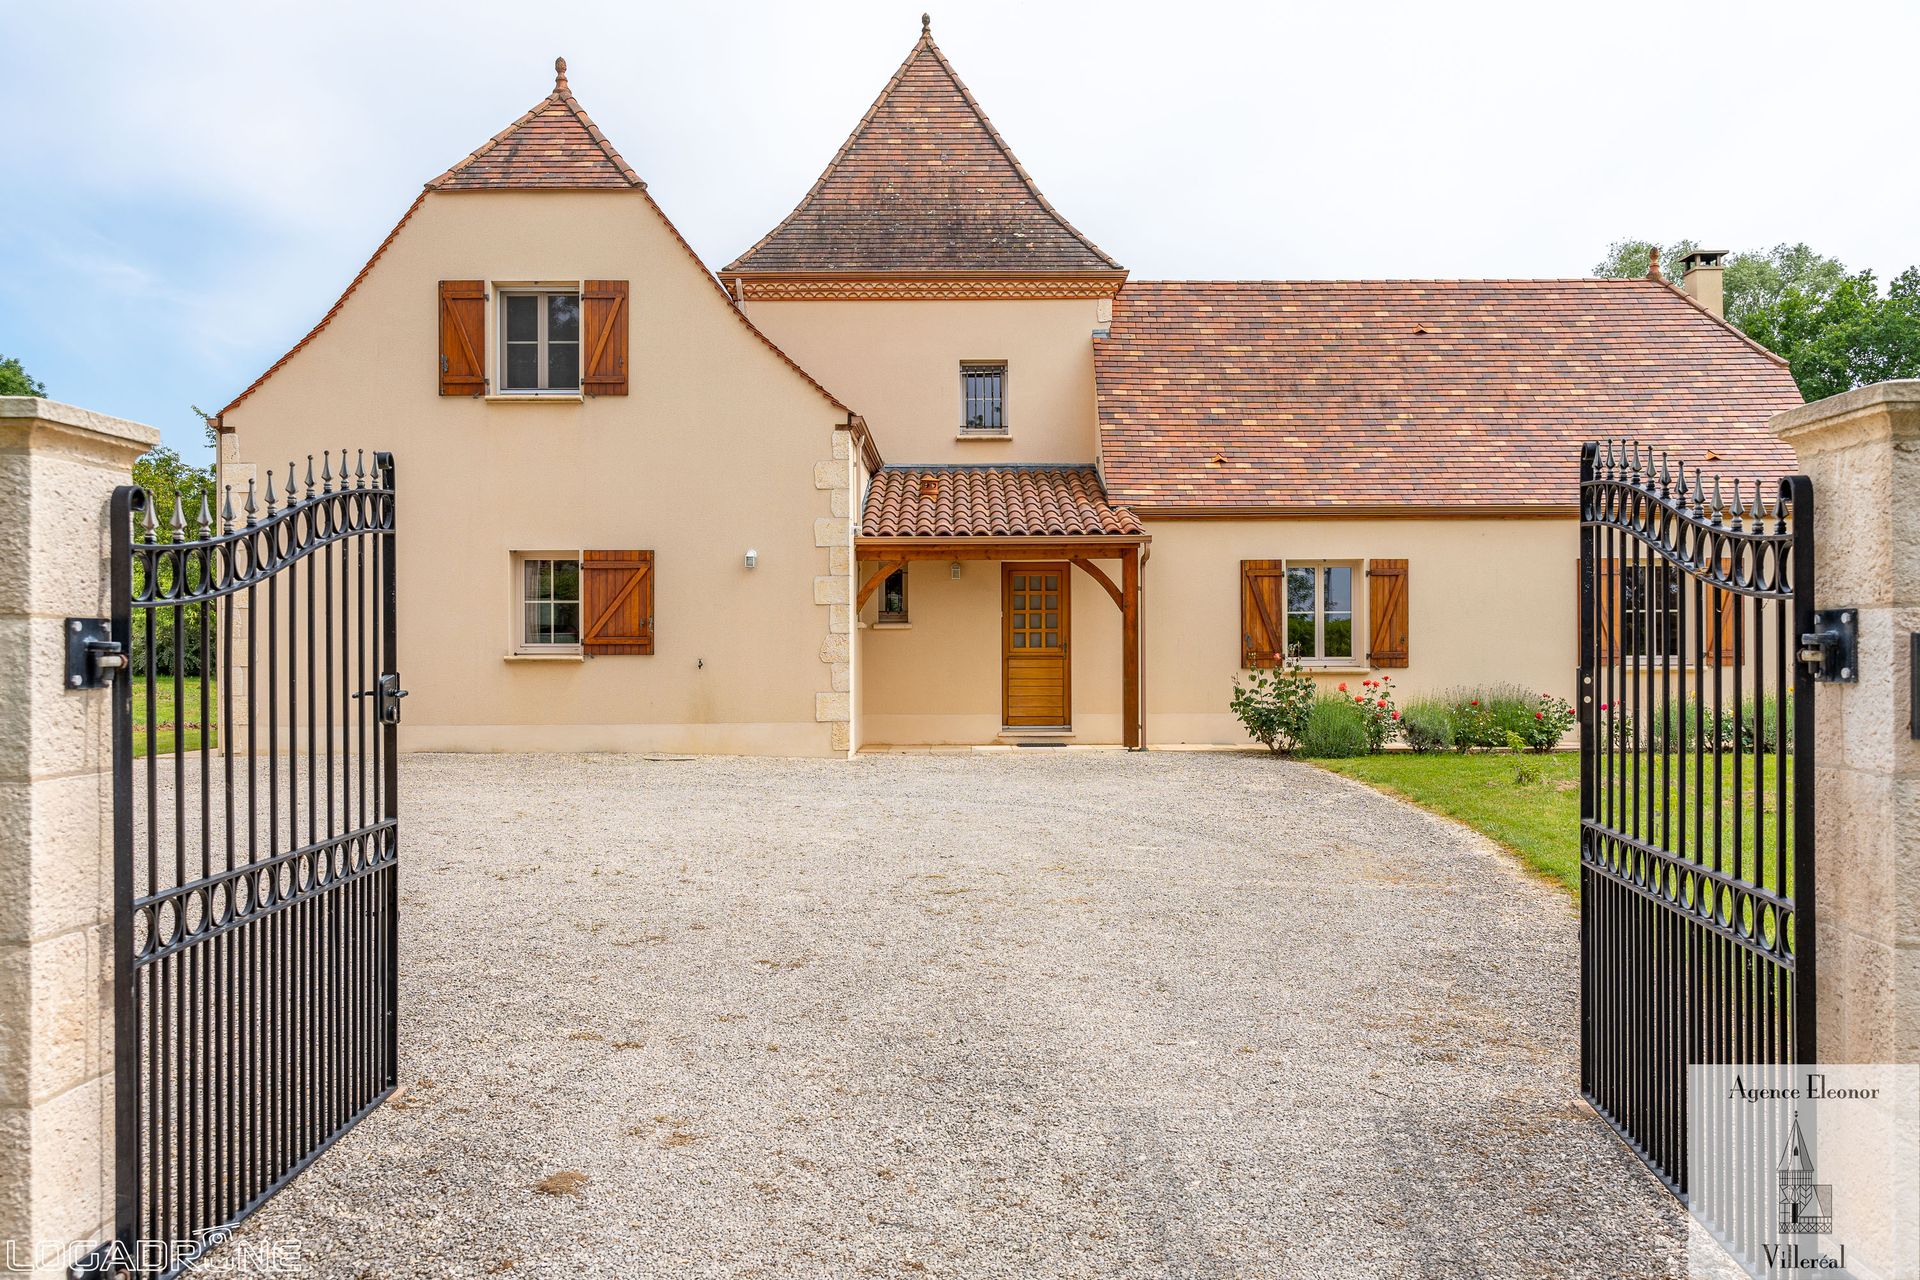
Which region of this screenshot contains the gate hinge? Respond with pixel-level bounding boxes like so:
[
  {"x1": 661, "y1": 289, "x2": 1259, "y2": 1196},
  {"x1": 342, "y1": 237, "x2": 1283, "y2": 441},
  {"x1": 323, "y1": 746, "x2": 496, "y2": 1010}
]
[
  {"x1": 1798, "y1": 608, "x2": 1858, "y2": 683},
  {"x1": 64, "y1": 618, "x2": 125, "y2": 690}
]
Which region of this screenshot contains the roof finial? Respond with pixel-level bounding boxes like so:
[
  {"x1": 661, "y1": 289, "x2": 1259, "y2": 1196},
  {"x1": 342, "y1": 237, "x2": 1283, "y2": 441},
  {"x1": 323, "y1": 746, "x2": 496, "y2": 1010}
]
[
  {"x1": 1646, "y1": 245, "x2": 1661, "y2": 281},
  {"x1": 554, "y1": 56, "x2": 568, "y2": 90},
  {"x1": 921, "y1": 13, "x2": 931, "y2": 34}
]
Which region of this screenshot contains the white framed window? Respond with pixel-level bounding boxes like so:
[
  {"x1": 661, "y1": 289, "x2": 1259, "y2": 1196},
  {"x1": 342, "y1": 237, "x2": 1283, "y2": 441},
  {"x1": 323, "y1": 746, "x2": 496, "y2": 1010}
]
[
  {"x1": 1285, "y1": 562, "x2": 1359, "y2": 662},
  {"x1": 498, "y1": 288, "x2": 581, "y2": 393},
  {"x1": 517, "y1": 555, "x2": 581, "y2": 651},
  {"x1": 877, "y1": 567, "x2": 909, "y2": 624},
  {"x1": 959, "y1": 362, "x2": 1008, "y2": 434}
]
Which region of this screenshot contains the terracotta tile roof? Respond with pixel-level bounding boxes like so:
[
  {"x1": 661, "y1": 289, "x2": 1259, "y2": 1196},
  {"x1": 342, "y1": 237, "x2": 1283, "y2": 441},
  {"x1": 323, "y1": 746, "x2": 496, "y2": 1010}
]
[
  {"x1": 724, "y1": 19, "x2": 1121, "y2": 277},
  {"x1": 428, "y1": 58, "x2": 643, "y2": 191},
  {"x1": 1096, "y1": 279, "x2": 1804, "y2": 511},
  {"x1": 862, "y1": 465, "x2": 1143, "y2": 538}
]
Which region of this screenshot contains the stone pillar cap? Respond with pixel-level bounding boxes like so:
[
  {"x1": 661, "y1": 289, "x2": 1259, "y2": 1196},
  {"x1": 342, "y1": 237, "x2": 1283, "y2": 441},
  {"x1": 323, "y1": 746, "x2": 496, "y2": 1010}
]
[
  {"x1": 0, "y1": 396, "x2": 161, "y2": 452},
  {"x1": 1771, "y1": 379, "x2": 1920, "y2": 443}
]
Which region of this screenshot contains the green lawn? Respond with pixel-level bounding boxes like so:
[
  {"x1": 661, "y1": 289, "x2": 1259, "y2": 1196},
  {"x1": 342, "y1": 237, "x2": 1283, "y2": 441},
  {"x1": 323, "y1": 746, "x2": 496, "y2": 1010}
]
[
  {"x1": 131, "y1": 676, "x2": 215, "y2": 757},
  {"x1": 1313, "y1": 751, "x2": 1790, "y2": 899}
]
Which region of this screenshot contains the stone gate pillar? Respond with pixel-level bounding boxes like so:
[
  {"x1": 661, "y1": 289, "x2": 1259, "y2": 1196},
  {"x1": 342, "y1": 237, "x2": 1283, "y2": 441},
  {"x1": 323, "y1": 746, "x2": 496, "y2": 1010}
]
[
  {"x1": 0, "y1": 398, "x2": 158, "y2": 1273},
  {"x1": 1770, "y1": 380, "x2": 1920, "y2": 1063}
]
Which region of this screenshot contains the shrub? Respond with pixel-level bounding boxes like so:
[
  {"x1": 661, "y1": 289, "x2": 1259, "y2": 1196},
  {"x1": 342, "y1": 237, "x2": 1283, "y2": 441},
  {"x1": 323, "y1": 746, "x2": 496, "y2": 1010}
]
[
  {"x1": 1440, "y1": 684, "x2": 1548, "y2": 751},
  {"x1": 1229, "y1": 655, "x2": 1317, "y2": 754},
  {"x1": 1521, "y1": 694, "x2": 1576, "y2": 751},
  {"x1": 1333, "y1": 675, "x2": 1399, "y2": 753},
  {"x1": 1507, "y1": 732, "x2": 1542, "y2": 782},
  {"x1": 1399, "y1": 700, "x2": 1454, "y2": 752},
  {"x1": 1300, "y1": 696, "x2": 1371, "y2": 758}
]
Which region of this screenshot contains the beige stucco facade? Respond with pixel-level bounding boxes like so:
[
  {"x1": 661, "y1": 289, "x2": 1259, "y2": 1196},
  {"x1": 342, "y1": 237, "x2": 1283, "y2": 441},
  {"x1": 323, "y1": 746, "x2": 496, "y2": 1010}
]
[
  {"x1": 739, "y1": 296, "x2": 1106, "y2": 466},
  {"x1": 222, "y1": 189, "x2": 856, "y2": 756},
  {"x1": 849, "y1": 516, "x2": 1584, "y2": 747}
]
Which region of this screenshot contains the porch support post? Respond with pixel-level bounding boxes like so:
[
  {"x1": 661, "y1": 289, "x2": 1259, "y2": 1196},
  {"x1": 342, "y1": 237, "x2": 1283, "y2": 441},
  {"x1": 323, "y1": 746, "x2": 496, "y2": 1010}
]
[{"x1": 1122, "y1": 546, "x2": 1141, "y2": 750}]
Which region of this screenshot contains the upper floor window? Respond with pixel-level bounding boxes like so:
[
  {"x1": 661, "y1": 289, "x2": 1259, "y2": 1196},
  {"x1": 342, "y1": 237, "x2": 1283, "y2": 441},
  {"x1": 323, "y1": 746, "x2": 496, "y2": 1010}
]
[
  {"x1": 501, "y1": 290, "x2": 580, "y2": 393},
  {"x1": 960, "y1": 362, "x2": 1007, "y2": 434}
]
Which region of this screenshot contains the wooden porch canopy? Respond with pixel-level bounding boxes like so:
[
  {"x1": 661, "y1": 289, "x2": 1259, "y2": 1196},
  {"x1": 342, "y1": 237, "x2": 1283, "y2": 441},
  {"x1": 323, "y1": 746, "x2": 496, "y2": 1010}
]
[{"x1": 854, "y1": 533, "x2": 1151, "y2": 749}]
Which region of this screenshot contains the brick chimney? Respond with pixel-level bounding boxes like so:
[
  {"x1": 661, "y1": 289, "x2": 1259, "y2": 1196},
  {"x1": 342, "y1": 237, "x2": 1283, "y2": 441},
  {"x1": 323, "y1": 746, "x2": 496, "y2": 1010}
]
[{"x1": 1679, "y1": 249, "x2": 1729, "y2": 319}]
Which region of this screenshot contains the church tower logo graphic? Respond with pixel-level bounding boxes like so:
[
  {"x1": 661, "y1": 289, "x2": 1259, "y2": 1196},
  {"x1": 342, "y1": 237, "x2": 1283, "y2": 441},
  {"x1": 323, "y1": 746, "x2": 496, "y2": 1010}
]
[{"x1": 1778, "y1": 1111, "x2": 1835, "y2": 1236}]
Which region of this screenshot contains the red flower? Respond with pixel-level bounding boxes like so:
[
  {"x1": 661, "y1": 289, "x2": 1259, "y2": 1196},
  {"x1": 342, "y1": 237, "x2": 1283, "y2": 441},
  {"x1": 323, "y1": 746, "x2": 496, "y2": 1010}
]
[
  {"x1": 1338, "y1": 682, "x2": 1348, "y2": 692},
  {"x1": 1391, "y1": 711, "x2": 1400, "y2": 720},
  {"x1": 1535, "y1": 711, "x2": 1545, "y2": 720},
  {"x1": 1272, "y1": 652, "x2": 1282, "y2": 662},
  {"x1": 1378, "y1": 700, "x2": 1387, "y2": 708},
  {"x1": 1599, "y1": 703, "x2": 1609, "y2": 711}
]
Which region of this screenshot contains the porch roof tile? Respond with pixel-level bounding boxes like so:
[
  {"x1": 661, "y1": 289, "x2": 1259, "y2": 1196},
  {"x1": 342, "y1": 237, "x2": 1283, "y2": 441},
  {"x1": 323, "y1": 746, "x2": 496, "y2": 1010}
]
[{"x1": 862, "y1": 465, "x2": 1143, "y2": 538}]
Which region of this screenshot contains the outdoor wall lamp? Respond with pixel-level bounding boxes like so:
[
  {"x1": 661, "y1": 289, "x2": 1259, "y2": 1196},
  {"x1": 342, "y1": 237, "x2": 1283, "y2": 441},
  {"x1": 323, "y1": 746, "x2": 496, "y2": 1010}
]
[
  {"x1": 744, "y1": 549, "x2": 758, "y2": 570},
  {"x1": 950, "y1": 561, "x2": 962, "y2": 580}
]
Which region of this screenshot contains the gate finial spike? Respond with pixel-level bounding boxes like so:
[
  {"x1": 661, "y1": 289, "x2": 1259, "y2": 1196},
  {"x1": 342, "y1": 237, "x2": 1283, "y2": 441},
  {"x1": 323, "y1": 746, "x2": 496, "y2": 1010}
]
[
  {"x1": 169, "y1": 494, "x2": 186, "y2": 540},
  {"x1": 1730, "y1": 478, "x2": 1745, "y2": 529},
  {"x1": 140, "y1": 494, "x2": 157, "y2": 541},
  {"x1": 244, "y1": 477, "x2": 258, "y2": 525},
  {"x1": 305, "y1": 454, "x2": 315, "y2": 496},
  {"x1": 264, "y1": 470, "x2": 277, "y2": 516},
  {"x1": 220, "y1": 486, "x2": 234, "y2": 530},
  {"x1": 320, "y1": 450, "x2": 333, "y2": 492},
  {"x1": 1659, "y1": 450, "x2": 1672, "y2": 495},
  {"x1": 286, "y1": 461, "x2": 297, "y2": 503},
  {"x1": 355, "y1": 449, "x2": 366, "y2": 486},
  {"x1": 1710, "y1": 475, "x2": 1723, "y2": 525},
  {"x1": 1748, "y1": 483, "x2": 1764, "y2": 523},
  {"x1": 195, "y1": 490, "x2": 212, "y2": 534},
  {"x1": 340, "y1": 448, "x2": 351, "y2": 490}
]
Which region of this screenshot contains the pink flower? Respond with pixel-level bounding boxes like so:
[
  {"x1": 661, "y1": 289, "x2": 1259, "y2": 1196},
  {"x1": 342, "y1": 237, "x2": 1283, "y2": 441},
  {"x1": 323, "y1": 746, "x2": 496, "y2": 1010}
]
[{"x1": 1272, "y1": 652, "x2": 1282, "y2": 662}]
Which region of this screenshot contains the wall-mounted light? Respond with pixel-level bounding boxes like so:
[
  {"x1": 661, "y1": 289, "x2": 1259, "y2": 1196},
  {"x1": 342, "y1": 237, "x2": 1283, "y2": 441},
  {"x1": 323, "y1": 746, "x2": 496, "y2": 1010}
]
[
  {"x1": 744, "y1": 549, "x2": 758, "y2": 570},
  {"x1": 949, "y1": 561, "x2": 962, "y2": 581}
]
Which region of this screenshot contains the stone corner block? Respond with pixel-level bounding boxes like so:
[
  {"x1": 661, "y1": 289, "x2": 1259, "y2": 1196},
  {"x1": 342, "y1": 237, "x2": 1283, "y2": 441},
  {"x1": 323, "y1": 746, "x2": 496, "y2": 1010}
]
[
  {"x1": 815, "y1": 692, "x2": 850, "y2": 723},
  {"x1": 813, "y1": 517, "x2": 850, "y2": 549},
  {"x1": 813, "y1": 460, "x2": 849, "y2": 491},
  {"x1": 813, "y1": 574, "x2": 850, "y2": 606}
]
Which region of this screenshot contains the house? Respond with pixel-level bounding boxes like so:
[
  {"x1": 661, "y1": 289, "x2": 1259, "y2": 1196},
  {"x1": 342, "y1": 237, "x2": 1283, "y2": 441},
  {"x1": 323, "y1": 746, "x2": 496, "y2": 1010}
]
[{"x1": 215, "y1": 20, "x2": 1803, "y2": 756}]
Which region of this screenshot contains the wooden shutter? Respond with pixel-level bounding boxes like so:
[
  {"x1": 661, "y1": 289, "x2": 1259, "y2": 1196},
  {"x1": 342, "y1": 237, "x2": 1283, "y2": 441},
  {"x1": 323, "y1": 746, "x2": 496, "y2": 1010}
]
[
  {"x1": 581, "y1": 550, "x2": 653, "y2": 655},
  {"x1": 1712, "y1": 569, "x2": 1739, "y2": 666},
  {"x1": 1365, "y1": 558, "x2": 1409, "y2": 668},
  {"x1": 438, "y1": 280, "x2": 486, "y2": 396},
  {"x1": 1240, "y1": 560, "x2": 1285, "y2": 668},
  {"x1": 581, "y1": 280, "x2": 629, "y2": 396},
  {"x1": 1580, "y1": 559, "x2": 1622, "y2": 662}
]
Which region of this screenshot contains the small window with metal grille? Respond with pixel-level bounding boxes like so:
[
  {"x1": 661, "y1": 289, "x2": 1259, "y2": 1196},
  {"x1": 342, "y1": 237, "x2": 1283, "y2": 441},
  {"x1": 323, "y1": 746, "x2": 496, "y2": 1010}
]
[
  {"x1": 959, "y1": 362, "x2": 1008, "y2": 434},
  {"x1": 877, "y1": 567, "x2": 909, "y2": 624}
]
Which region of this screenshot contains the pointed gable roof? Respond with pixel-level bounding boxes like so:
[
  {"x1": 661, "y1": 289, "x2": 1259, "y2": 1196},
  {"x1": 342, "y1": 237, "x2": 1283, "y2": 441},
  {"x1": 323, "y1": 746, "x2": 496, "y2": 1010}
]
[
  {"x1": 428, "y1": 57, "x2": 643, "y2": 191},
  {"x1": 725, "y1": 17, "x2": 1122, "y2": 277}
]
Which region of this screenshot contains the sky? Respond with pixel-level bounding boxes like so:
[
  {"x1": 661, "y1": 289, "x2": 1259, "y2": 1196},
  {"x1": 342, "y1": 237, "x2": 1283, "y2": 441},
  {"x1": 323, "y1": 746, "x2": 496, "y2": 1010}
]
[{"x1": 4, "y1": 0, "x2": 1916, "y2": 460}]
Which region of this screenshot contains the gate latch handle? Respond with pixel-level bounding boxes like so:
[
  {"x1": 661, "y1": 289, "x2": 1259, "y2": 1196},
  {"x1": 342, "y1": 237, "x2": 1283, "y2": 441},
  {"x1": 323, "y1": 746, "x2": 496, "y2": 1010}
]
[
  {"x1": 353, "y1": 673, "x2": 410, "y2": 722},
  {"x1": 1799, "y1": 608, "x2": 1858, "y2": 683}
]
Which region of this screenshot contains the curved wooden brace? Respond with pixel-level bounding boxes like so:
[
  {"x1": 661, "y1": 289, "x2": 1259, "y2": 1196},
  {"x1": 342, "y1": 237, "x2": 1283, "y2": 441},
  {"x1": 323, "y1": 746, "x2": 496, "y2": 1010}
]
[
  {"x1": 1070, "y1": 557, "x2": 1123, "y2": 611},
  {"x1": 856, "y1": 561, "x2": 906, "y2": 611}
]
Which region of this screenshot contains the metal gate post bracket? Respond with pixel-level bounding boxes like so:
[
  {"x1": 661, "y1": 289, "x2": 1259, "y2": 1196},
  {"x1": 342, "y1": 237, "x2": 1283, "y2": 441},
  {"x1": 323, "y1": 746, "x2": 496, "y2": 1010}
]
[
  {"x1": 64, "y1": 617, "x2": 125, "y2": 689},
  {"x1": 1799, "y1": 608, "x2": 1859, "y2": 682}
]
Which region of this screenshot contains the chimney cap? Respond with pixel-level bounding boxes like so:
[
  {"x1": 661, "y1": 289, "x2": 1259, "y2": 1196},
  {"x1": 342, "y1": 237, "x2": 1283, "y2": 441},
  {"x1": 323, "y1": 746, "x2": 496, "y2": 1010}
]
[{"x1": 1679, "y1": 249, "x2": 1731, "y2": 270}]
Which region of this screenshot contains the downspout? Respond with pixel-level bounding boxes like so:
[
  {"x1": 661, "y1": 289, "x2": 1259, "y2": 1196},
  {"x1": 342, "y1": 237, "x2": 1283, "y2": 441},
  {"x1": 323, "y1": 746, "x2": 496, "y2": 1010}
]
[{"x1": 1137, "y1": 544, "x2": 1150, "y2": 750}]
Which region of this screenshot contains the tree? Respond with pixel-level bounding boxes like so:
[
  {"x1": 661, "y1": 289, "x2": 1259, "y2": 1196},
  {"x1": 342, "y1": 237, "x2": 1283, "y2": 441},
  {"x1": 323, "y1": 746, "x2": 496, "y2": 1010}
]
[
  {"x1": 129, "y1": 445, "x2": 221, "y2": 677},
  {"x1": 1592, "y1": 238, "x2": 1699, "y2": 286},
  {"x1": 1593, "y1": 238, "x2": 1920, "y2": 401},
  {"x1": 0, "y1": 354, "x2": 46, "y2": 396}
]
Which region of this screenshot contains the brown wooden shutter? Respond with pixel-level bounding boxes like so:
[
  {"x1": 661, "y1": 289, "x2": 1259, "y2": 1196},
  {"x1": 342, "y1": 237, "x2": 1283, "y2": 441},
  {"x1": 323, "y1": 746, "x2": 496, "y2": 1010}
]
[
  {"x1": 581, "y1": 280, "x2": 629, "y2": 396},
  {"x1": 1240, "y1": 560, "x2": 1285, "y2": 668},
  {"x1": 581, "y1": 550, "x2": 653, "y2": 654},
  {"x1": 1713, "y1": 569, "x2": 1739, "y2": 666},
  {"x1": 1365, "y1": 558, "x2": 1409, "y2": 668},
  {"x1": 1580, "y1": 559, "x2": 1622, "y2": 662},
  {"x1": 438, "y1": 280, "x2": 486, "y2": 396}
]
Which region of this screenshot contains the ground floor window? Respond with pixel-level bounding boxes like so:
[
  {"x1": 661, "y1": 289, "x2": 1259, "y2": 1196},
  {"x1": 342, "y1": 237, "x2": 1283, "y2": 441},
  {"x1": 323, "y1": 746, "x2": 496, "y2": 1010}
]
[
  {"x1": 1618, "y1": 563, "x2": 1682, "y2": 660},
  {"x1": 878, "y1": 567, "x2": 909, "y2": 624},
  {"x1": 1286, "y1": 563, "x2": 1355, "y2": 661},
  {"x1": 519, "y1": 556, "x2": 581, "y2": 649}
]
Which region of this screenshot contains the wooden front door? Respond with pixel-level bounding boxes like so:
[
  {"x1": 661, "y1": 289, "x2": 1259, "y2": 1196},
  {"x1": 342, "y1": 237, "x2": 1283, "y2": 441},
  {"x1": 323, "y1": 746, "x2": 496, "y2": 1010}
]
[{"x1": 1003, "y1": 563, "x2": 1070, "y2": 727}]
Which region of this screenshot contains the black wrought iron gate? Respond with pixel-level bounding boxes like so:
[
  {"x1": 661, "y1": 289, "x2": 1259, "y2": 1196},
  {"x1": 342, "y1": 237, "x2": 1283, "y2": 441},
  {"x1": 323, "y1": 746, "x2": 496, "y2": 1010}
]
[
  {"x1": 1578, "y1": 439, "x2": 1818, "y2": 1198},
  {"x1": 78, "y1": 453, "x2": 401, "y2": 1278}
]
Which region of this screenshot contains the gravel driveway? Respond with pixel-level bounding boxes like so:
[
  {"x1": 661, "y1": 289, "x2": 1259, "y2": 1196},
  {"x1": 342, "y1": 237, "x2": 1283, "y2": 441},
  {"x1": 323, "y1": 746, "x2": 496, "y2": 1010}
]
[{"x1": 197, "y1": 750, "x2": 1691, "y2": 1279}]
